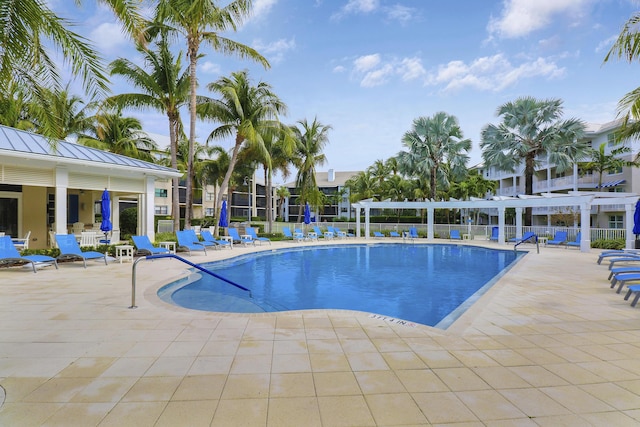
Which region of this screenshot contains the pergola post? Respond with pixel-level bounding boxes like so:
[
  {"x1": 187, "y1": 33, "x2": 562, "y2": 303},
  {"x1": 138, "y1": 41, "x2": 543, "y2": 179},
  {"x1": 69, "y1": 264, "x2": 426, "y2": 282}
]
[
  {"x1": 355, "y1": 207, "x2": 361, "y2": 238},
  {"x1": 364, "y1": 207, "x2": 370, "y2": 240},
  {"x1": 626, "y1": 202, "x2": 635, "y2": 250},
  {"x1": 498, "y1": 206, "x2": 506, "y2": 245},
  {"x1": 427, "y1": 207, "x2": 435, "y2": 240},
  {"x1": 515, "y1": 207, "x2": 523, "y2": 239},
  {"x1": 580, "y1": 202, "x2": 591, "y2": 252}
]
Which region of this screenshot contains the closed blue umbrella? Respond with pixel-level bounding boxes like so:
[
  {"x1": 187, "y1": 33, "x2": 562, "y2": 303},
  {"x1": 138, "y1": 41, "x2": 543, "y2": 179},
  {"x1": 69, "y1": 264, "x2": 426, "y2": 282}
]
[
  {"x1": 219, "y1": 200, "x2": 228, "y2": 228},
  {"x1": 304, "y1": 202, "x2": 311, "y2": 225},
  {"x1": 100, "y1": 189, "x2": 112, "y2": 244},
  {"x1": 633, "y1": 200, "x2": 640, "y2": 236}
]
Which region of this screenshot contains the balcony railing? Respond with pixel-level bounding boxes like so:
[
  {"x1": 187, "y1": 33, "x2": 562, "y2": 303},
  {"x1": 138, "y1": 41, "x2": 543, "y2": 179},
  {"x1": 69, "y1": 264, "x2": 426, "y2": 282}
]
[{"x1": 533, "y1": 175, "x2": 598, "y2": 192}]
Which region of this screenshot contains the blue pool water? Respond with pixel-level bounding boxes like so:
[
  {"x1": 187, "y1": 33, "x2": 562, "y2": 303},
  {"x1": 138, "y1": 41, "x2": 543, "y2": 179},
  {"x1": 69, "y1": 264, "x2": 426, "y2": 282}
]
[{"x1": 160, "y1": 244, "x2": 524, "y2": 327}]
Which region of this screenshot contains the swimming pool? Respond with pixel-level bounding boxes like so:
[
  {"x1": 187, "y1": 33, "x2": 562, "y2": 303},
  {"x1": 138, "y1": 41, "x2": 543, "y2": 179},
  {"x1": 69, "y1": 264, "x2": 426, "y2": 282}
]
[{"x1": 159, "y1": 244, "x2": 524, "y2": 328}]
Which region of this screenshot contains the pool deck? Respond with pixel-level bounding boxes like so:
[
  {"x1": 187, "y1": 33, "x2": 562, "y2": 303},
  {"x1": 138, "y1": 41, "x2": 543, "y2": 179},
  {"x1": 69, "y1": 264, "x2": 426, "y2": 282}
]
[{"x1": 1, "y1": 238, "x2": 640, "y2": 426}]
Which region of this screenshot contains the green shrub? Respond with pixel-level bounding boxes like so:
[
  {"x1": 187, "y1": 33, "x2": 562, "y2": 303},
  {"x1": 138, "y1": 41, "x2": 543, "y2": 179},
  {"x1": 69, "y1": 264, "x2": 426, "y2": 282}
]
[
  {"x1": 591, "y1": 238, "x2": 625, "y2": 250},
  {"x1": 155, "y1": 232, "x2": 176, "y2": 243},
  {"x1": 120, "y1": 207, "x2": 138, "y2": 235}
]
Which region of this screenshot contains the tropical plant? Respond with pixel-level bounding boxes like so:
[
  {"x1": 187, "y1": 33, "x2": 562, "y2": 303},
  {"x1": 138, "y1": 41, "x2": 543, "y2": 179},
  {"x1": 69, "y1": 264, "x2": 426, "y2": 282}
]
[
  {"x1": 345, "y1": 171, "x2": 379, "y2": 202},
  {"x1": 291, "y1": 118, "x2": 331, "y2": 220},
  {"x1": 0, "y1": 82, "x2": 36, "y2": 131},
  {"x1": 276, "y1": 186, "x2": 290, "y2": 220},
  {"x1": 604, "y1": 11, "x2": 640, "y2": 141},
  {"x1": 30, "y1": 85, "x2": 94, "y2": 140},
  {"x1": 152, "y1": 0, "x2": 269, "y2": 228},
  {"x1": 397, "y1": 112, "x2": 471, "y2": 201},
  {"x1": 481, "y1": 97, "x2": 588, "y2": 225},
  {"x1": 108, "y1": 37, "x2": 190, "y2": 232},
  {"x1": 581, "y1": 143, "x2": 640, "y2": 190},
  {"x1": 199, "y1": 70, "x2": 286, "y2": 235}
]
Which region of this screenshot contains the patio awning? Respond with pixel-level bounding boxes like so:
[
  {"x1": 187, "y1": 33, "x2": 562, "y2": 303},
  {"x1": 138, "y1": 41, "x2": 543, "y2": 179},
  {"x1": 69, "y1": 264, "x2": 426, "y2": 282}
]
[{"x1": 599, "y1": 179, "x2": 626, "y2": 188}]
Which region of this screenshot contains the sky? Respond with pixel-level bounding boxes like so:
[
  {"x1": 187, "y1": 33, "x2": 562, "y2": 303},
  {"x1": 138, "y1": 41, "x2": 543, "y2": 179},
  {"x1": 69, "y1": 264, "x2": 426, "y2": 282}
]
[{"x1": 49, "y1": 0, "x2": 640, "y2": 181}]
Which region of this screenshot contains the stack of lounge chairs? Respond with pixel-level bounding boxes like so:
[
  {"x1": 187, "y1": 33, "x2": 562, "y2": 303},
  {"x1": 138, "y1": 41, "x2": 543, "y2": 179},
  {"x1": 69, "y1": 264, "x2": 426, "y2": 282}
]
[{"x1": 596, "y1": 248, "x2": 640, "y2": 307}]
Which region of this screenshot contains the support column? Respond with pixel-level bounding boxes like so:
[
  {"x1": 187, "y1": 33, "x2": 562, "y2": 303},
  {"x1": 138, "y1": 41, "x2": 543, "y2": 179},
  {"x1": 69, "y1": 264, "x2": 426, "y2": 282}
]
[
  {"x1": 625, "y1": 202, "x2": 635, "y2": 250},
  {"x1": 142, "y1": 176, "x2": 155, "y2": 240},
  {"x1": 55, "y1": 167, "x2": 68, "y2": 235},
  {"x1": 580, "y1": 202, "x2": 591, "y2": 252},
  {"x1": 498, "y1": 206, "x2": 505, "y2": 245},
  {"x1": 427, "y1": 208, "x2": 435, "y2": 240},
  {"x1": 355, "y1": 207, "x2": 361, "y2": 238},
  {"x1": 515, "y1": 207, "x2": 523, "y2": 239},
  {"x1": 364, "y1": 207, "x2": 370, "y2": 240},
  {"x1": 112, "y1": 195, "x2": 120, "y2": 231}
]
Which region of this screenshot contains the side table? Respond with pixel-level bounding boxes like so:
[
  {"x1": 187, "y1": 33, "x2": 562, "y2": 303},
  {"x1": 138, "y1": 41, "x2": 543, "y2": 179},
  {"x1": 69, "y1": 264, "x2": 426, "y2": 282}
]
[
  {"x1": 115, "y1": 245, "x2": 134, "y2": 264},
  {"x1": 159, "y1": 241, "x2": 176, "y2": 254}
]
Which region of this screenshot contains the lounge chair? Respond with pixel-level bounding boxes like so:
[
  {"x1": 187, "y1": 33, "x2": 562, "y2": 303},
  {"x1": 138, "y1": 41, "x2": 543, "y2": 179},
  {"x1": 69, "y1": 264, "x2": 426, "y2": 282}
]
[
  {"x1": 489, "y1": 226, "x2": 499, "y2": 241},
  {"x1": 201, "y1": 230, "x2": 232, "y2": 249},
  {"x1": 227, "y1": 228, "x2": 255, "y2": 246},
  {"x1": 132, "y1": 235, "x2": 170, "y2": 255},
  {"x1": 389, "y1": 231, "x2": 401, "y2": 238},
  {"x1": 176, "y1": 230, "x2": 208, "y2": 255},
  {"x1": 12, "y1": 230, "x2": 31, "y2": 251},
  {"x1": 55, "y1": 234, "x2": 107, "y2": 268},
  {"x1": 333, "y1": 227, "x2": 353, "y2": 238},
  {"x1": 450, "y1": 230, "x2": 461, "y2": 240},
  {"x1": 597, "y1": 250, "x2": 640, "y2": 265},
  {"x1": 0, "y1": 236, "x2": 58, "y2": 273},
  {"x1": 510, "y1": 232, "x2": 537, "y2": 244},
  {"x1": 608, "y1": 256, "x2": 640, "y2": 270},
  {"x1": 546, "y1": 231, "x2": 568, "y2": 246},
  {"x1": 608, "y1": 266, "x2": 640, "y2": 280},
  {"x1": 327, "y1": 226, "x2": 344, "y2": 239},
  {"x1": 566, "y1": 232, "x2": 581, "y2": 249},
  {"x1": 185, "y1": 229, "x2": 217, "y2": 250},
  {"x1": 302, "y1": 227, "x2": 318, "y2": 241},
  {"x1": 283, "y1": 227, "x2": 304, "y2": 242},
  {"x1": 609, "y1": 272, "x2": 640, "y2": 293},
  {"x1": 245, "y1": 226, "x2": 271, "y2": 245},
  {"x1": 623, "y1": 284, "x2": 640, "y2": 307},
  {"x1": 373, "y1": 231, "x2": 385, "y2": 238},
  {"x1": 408, "y1": 227, "x2": 419, "y2": 240},
  {"x1": 313, "y1": 226, "x2": 333, "y2": 239}
]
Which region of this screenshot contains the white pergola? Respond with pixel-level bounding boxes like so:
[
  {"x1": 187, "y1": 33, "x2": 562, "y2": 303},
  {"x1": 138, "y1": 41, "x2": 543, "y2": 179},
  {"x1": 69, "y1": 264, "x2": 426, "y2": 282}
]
[{"x1": 352, "y1": 192, "x2": 640, "y2": 252}]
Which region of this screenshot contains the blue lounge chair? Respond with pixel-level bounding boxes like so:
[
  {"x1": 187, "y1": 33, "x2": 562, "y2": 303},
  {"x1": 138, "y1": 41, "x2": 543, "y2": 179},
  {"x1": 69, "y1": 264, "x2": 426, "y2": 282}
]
[
  {"x1": 408, "y1": 227, "x2": 419, "y2": 240},
  {"x1": 510, "y1": 232, "x2": 537, "y2": 244},
  {"x1": 450, "y1": 230, "x2": 461, "y2": 240},
  {"x1": 313, "y1": 225, "x2": 333, "y2": 239},
  {"x1": 283, "y1": 227, "x2": 304, "y2": 242},
  {"x1": 227, "y1": 228, "x2": 255, "y2": 246},
  {"x1": 608, "y1": 266, "x2": 640, "y2": 280},
  {"x1": 176, "y1": 230, "x2": 208, "y2": 255},
  {"x1": 389, "y1": 231, "x2": 401, "y2": 238},
  {"x1": 132, "y1": 235, "x2": 170, "y2": 255},
  {"x1": 327, "y1": 226, "x2": 345, "y2": 239},
  {"x1": 185, "y1": 229, "x2": 217, "y2": 250},
  {"x1": 302, "y1": 227, "x2": 318, "y2": 241},
  {"x1": 373, "y1": 231, "x2": 385, "y2": 238},
  {"x1": 55, "y1": 234, "x2": 107, "y2": 268},
  {"x1": 201, "y1": 230, "x2": 232, "y2": 249},
  {"x1": 245, "y1": 227, "x2": 271, "y2": 245},
  {"x1": 0, "y1": 236, "x2": 58, "y2": 273},
  {"x1": 608, "y1": 257, "x2": 640, "y2": 270},
  {"x1": 610, "y1": 272, "x2": 640, "y2": 293},
  {"x1": 333, "y1": 227, "x2": 353, "y2": 238},
  {"x1": 623, "y1": 284, "x2": 640, "y2": 307},
  {"x1": 489, "y1": 226, "x2": 499, "y2": 241},
  {"x1": 566, "y1": 232, "x2": 581, "y2": 249},
  {"x1": 546, "y1": 231, "x2": 568, "y2": 246}
]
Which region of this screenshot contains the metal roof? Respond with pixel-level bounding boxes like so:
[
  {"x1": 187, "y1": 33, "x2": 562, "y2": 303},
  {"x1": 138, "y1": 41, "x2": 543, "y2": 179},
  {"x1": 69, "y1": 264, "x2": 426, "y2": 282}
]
[{"x1": 0, "y1": 124, "x2": 180, "y2": 176}]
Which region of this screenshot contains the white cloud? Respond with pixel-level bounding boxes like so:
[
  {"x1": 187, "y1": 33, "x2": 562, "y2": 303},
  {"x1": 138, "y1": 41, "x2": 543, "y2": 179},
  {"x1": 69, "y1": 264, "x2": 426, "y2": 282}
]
[
  {"x1": 426, "y1": 53, "x2": 565, "y2": 92},
  {"x1": 353, "y1": 54, "x2": 381, "y2": 72},
  {"x1": 348, "y1": 54, "x2": 425, "y2": 87},
  {"x1": 332, "y1": 0, "x2": 379, "y2": 20},
  {"x1": 89, "y1": 22, "x2": 129, "y2": 54},
  {"x1": 360, "y1": 63, "x2": 394, "y2": 87},
  {"x1": 252, "y1": 38, "x2": 296, "y2": 64},
  {"x1": 595, "y1": 35, "x2": 618, "y2": 53},
  {"x1": 200, "y1": 61, "x2": 221, "y2": 74},
  {"x1": 398, "y1": 57, "x2": 426, "y2": 81},
  {"x1": 333, "y1": 65, "x2": 346, "y2": 73},
  {"x1": 385, "y1": 5, "x2": 415, "y2": 24},
  {"x1": 487, "y1": 0, "x2": 592, "y2": 39}
]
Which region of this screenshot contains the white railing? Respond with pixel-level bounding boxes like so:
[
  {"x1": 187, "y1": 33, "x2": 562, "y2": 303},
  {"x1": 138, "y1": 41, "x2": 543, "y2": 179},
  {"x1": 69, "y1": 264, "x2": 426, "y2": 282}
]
[{"x1": 533, "y1": 175, "x2": 598, "y2": 192}]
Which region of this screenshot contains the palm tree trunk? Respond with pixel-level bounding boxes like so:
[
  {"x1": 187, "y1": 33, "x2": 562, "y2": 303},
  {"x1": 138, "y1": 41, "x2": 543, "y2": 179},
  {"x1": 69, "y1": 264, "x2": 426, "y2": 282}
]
[
  {"x1": 213, "y1": 135, "x2": 243, "y2": 236},
  {"x1": 524, "y1": 153, "x2": 535, "y2": 226},
  {"x1": 185, "y1": 48, "x2": 198, "y2": 229},
  {"x1": 265, "y1": 168, "x2": 273, "y2": 233},
  {"x1": 169, "y1": 117, "x2": 180, "y2": 233}
]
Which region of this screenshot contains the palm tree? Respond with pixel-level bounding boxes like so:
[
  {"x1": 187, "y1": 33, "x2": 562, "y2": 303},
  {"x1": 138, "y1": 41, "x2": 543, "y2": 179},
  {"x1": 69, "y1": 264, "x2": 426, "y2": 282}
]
[
  {"x1": 153, "y1": 0, "x2": 269, "y2": 228},
  {"x1": 604, "y1": 12, "x2": 640, "y2": 141},
  {"x1": 481, "y1": 97, "x2": 588, "y2": 225},
  {"x1": 345, "y1": 171, "x2": 378, "y2": 202},
  {"x1": 582, "y1": 143, "x2": 640, "y2": 190},
  {"x1": 198, "y1": 70, "x2": 286, "y2": 235},
  {"x1": 78, "y1": 109, "x2": 158, "y2": 162},
  {"x1": 397, "y1": 112, "x2": 471, "y2": 201},
  {"x1": 0, "y1": 82, "x2": 36, "y2": 131},
  {"x1": 291, "y1": 118, "x2": 331, "y2": 221},
  {"x1": 0, "y1": 0, "x2": 143, "y2": 100},
  {"x1": 30, "y1": 85, "x2": 94, "y2": 140},
  {"x1": 276, "y1": 186, "x2": 291, "y2": 221},
  {"x1": 108, "y1": 37, "x2": 190, "y2": 232},
  {"x1": 368, "y1": 159, "x2": 389, "y2": 187}
]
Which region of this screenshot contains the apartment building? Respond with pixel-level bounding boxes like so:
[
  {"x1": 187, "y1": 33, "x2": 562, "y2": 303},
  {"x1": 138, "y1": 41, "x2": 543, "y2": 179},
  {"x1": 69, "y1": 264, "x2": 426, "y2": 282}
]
[{"x1": 477, "y1": 119, "x2": 640, "y2": 228}]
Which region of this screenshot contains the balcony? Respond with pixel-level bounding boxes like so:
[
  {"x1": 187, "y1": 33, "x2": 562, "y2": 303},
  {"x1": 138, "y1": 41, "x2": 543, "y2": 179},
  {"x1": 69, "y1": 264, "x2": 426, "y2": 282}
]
[{"x1": 533, "y1": 175, "x2": 598, "y2": 193}]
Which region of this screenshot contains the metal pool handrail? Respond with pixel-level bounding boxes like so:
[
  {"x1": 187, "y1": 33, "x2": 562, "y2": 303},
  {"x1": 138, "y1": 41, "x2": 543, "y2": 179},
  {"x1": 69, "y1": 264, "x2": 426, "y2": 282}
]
[
  {"x1": 514, "y1": 235, "x2": 539, "y2": 254},
  {"x1": 130, "y1": 253, "x2": 252, "y2": 309}
]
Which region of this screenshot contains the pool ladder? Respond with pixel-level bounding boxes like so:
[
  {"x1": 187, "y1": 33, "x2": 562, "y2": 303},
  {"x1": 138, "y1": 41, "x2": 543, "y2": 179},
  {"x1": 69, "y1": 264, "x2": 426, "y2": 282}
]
[
  {"x1": 513, "y1": 235, "x2": 540, "y2": 254},
  {"x1": 130, "y1": 253, "x2": 252, "y2": 309}
]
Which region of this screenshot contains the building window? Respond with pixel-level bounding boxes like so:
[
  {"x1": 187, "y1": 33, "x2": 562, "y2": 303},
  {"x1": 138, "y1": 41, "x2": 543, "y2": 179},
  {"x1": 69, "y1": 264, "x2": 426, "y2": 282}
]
[
  {"x1": 205, "y1": 208, "x2": 214, "y2": 216},
  {"x1": 607, "y1": 133, "x2": 616, "y2": 146},
  {"x1": 608, "y1": 166, "x2": 623, "y2": 175},
  {"x1": 206, "y1": 192, "x2": 215, "y2": 201},
  {"x1": 609, "y1": 215, "x2": 624, "y2": 229},
  {"x1": 155, "y1": 188, "x2": 168, "y2": 197},
  {"x1": 155, "y1": 205, "x2": 168, "y2": 215},
  {"x1": 608, "y1": 186, "x2": 625, "y2": 193}
]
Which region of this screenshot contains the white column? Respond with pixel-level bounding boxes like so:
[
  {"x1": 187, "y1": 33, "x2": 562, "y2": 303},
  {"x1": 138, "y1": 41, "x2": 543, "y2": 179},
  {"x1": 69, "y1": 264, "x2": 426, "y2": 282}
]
[
  {"x1": 355, "y1": 207, "x2": 361, "y2": 237},
  {"x1": 515, "y1": 207, "x2": 523, "y2": 239},
  {"x1": 364, "y1": 207, "x2": 370, "y2": 240},
  {"x1": 112, "y1": 195, "x2": 120, "y2": 231},
  {"x1": 427, "y1": 208, "x2": 435, "y2": 240},
  {"x1": 142, "y1": 176, "x2": 155, "y2": 240},
  {"x1": 626, "y1": 202, "x2": 636, "y2": 250},
  {"x1": 55, "y1": 167, "x2": 68, "y2": 235},
  {"x1": 580, "y1": 202, "x2": 592, "y2": 252},
  {"x1": 498, "y1": 206, "x2": 506, "y2": 244}
]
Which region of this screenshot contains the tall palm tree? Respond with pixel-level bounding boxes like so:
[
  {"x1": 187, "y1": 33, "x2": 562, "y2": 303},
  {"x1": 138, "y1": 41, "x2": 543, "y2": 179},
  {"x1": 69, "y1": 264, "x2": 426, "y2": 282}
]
[
  {"x1": 368, "y1": 159, "x2": 389, "y2": 187},
  {"x1": 30, "y1": 85, "x2": 94, "y2": 140},
  {"x1": 78, "y1": 109, "x2": 158, "y2": 162},
  {"x1": 291, "y1": 118, "x2": 331, "y2": 220},
  {"x1": 199, "y1": 70, "x2": 286, "y2": 235},
  {"x1": 108, "y1": 37, "x2": 190, "y2": 232},
  {"x1": 480, "y1": 97, "x2": 588, "y2": 225},
  {"x1": 153, "y1": 0, "x2": 269, "y2": 228},
  {"x1": 604, "y1": 12, "x2": 640, "y2": 141},
  {"x1": 582, "y1": 143, "x2": 640, "y2": 190},
  {"x1": 0, "y1": 82, "x2": 36, "y2": 131},
  {"x1": 397, "y1": 112, "x2": 471, "y2": 201},
  {"x1": 345, "y1": 171, "x2": 379, "y2": 202},
  {"x1": 276, "y1": 186, "x2": 291, "y2": 221}
]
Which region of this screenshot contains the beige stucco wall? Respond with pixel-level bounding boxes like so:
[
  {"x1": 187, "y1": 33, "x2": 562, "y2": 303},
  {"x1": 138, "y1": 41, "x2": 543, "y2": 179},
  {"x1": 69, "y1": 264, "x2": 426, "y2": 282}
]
[{"x1": 22, "y1": 186, "x2": 48, "y2": 250}]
